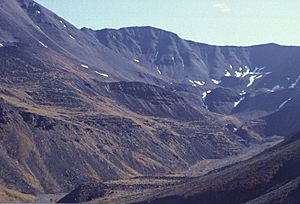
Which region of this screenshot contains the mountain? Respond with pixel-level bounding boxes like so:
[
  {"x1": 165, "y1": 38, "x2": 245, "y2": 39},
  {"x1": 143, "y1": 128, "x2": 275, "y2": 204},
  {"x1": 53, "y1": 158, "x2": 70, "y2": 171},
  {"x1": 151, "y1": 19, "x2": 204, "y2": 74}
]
[
  {"x1": 0, "y1": 0, "x2": 246, "y2": 197},
  {"x1": 1, "y1": 0, "x2": 300, "y2": 202},
  {"x1": 94, "y1": 27, "x2": 300, "y2": 122},
  {"x1": 59, "y1": 131, "x2": 300, "y2": 204}
]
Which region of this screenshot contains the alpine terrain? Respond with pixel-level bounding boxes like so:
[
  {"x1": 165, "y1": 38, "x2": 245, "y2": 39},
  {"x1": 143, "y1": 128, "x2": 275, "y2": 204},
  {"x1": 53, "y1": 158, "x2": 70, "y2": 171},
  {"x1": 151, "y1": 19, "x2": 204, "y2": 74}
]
[{"x1": 0, "y1": 0, "x2": 299, "y2": 203}]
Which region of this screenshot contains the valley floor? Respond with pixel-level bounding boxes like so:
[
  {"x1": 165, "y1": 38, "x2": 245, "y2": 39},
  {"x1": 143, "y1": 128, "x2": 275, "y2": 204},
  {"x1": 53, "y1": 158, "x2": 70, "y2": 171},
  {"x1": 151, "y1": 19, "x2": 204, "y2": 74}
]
[{"x1": 54, "y1": 137, "x2": 284, "y2": 203}]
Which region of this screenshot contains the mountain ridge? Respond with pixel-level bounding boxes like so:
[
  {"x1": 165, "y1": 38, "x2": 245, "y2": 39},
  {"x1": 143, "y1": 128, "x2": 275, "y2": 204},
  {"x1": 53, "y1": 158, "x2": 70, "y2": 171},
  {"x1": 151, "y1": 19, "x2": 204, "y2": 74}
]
[{"x1": 86, "y1": 26, "x2": 290, "y2": 48}]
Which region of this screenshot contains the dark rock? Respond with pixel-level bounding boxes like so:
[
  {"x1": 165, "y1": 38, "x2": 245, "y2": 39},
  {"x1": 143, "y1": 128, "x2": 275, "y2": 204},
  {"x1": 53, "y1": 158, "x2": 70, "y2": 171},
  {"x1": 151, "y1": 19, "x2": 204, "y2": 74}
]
[{"x1": 58, "y1": 183, "x2": 107, "y2": 203}]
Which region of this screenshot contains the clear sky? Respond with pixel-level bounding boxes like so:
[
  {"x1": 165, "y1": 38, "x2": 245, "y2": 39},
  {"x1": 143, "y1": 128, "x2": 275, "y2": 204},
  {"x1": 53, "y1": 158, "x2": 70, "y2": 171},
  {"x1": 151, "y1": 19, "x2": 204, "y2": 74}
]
[{"x1": 35, "y1": 0, "x2": 300, "y2": 46}]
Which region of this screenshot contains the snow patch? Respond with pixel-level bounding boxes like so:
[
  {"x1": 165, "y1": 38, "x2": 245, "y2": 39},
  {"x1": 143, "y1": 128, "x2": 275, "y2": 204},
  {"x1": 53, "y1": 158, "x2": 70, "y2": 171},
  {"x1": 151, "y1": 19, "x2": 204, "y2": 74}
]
[
  {"x1": 278, "y1": 98, "x2": 292, "y2": 109},
  {"x1": 80, "y1": 64, "x2": 89, "y2": 69},
  {"x1": 95, "y1": 71, "x2": 108, "y2": 77},
  {"x1": 156, "y1": 67, "x2": 161, "y2": 75},
  {"x1": 69, "y1": 35, "x2": 75, "y2": 40},
  {"x1": 256, "y1": 75, "x2": 263, "y2": 79},
  {"x1": 234, "y1": 97, "x2": 245, "y2": 107},
  {"x1": 247, "y1": 75, "x2": 262, "y2": 87},
  {"x1": 0, "y1": 43, "x2": 4, "y2": 48},
  {"x1": 234, "y1": 66, "x2": 250, "y2": 78},
  {"x1": 241, "y1": 68, "x2": 250, "y2": 78},
  {"x1": 289, "y1": 76, "x2": 300, "y2": 88},
  {"x1": 235, "y1": 70, "x2": 243, "y2": 78},
  {"x1": 232, "y1": 66, "x2": 252, "y2": 78},
  {"x1": 36, "y1": 10, "x2": 41, "y2": 14},
  {"x1": 229, "y1": 64, "x2": 233, "y2": 69},
  {"x1": 239, "y1": 90, "x2": 246, "y2": 95},
  {"x1": 211, "y1": 79, "x2": 221, "y2": 85},
  {"x1": 189, "y1": 79, "x2": 206, "y2": 86},
  {"x1": 60, "y1": 20, "x2": 67, "y2": 28},
  {"x1": 39, "y1": 41, "x2": 48, "y2": 48},
  {"x1": 194, "y1": 81, "x2": 205, "y2": 86},
  {"x1": 36, "y1": 25, "x2": 41, "y2": 30},
  {"x1": 202, "y1": 90, "x2": 211, "y2": 101},
  {"x1": 247, "y1": 76, "x2": 256, "y2": 87},
  {"x1": 202, "y1": 90, "x2": 211, "y2": 109},
  {"x1": 133, "y1": 59, "x2": 140, "y2": 63},
  {"x1": 224, "y1": 70, "x2": 231, "y2": 77}
]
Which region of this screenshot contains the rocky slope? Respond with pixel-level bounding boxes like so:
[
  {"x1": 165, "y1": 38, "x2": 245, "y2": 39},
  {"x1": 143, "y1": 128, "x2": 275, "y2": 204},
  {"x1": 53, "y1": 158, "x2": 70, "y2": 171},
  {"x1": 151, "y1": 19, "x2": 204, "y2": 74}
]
[
  {"x1": 0, "y1": 184, "x2": 36, "y2": 203},
  {"x1": 94, "y1": 26, "x2": 300, "y2": 125},
  {"x1": 140, "y1": 131, "x2": 300, "y2": 204},
  {"x1": 0, "y1": 0, "x2": 247, "y2": 197},
  {"x1": 1, "y1": 0, "x2": 300, "y2": 202},
  {"x1": 238, "y1": 104, "x2": 300, "y2": 140},
  {"x1": 0, "y1": 97, "x2": 244, "y2": 195},
  {"x1": 60, "y1": 131, "x2": 300, "y2": 204}
]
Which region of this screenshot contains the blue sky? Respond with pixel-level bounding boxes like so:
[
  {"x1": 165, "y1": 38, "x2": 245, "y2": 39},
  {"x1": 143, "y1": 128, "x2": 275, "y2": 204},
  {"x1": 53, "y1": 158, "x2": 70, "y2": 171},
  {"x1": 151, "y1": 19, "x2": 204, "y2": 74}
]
[{"x1": 35, "y1": 0, "x2": 300, "y2": 46}]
